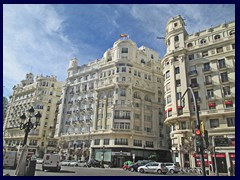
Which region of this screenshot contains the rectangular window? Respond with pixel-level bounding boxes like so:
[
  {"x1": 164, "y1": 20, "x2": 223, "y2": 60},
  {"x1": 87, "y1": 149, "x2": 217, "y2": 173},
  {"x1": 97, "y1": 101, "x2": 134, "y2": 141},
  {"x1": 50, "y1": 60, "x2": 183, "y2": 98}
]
[
  {"x1": 203, "y1": 62, "x2": 211, "y2": 71},
  {"x1": 175, "y1": 67, "x2": 180, "y2": 74},
  {"x1": 207, "y1": 89, "x2": 214, "y2": 98},
  {"x1": 120, "y1": 89, "x2": 126, "y2": 96},
  {"x1": 122, "y1": 48, "x2": 128, "y2": 53},
  {"x1": 181, "y1": 122, "x2": 186, "y2": 129},
  {"x1": 165, "y1": 71, "x2": 170, "y2": 79},
  {"x1": 218, "y1": 59, "x2": 226, "y2": 68},
  {"x1": 217, "y1": 47, "x2": 223, "y2": 53},
  {"x1": 145, "y1": 74, "x2": 148, "y2": 79},
  {"x1": 133, "y1": 140, "x2": 142, "y2": 147},
  {"x1": 103, "y1": 139, "x2": 110, "y2": 145},
  {"x1": 176, "y1": 92, "x2": 181, "y2": 100},
  {"x1": 189, "y1": 54, "x2": 194, "y2": 60},
  {"x1": 122, "y1": 67, "x2": 126, "y2": 72},
  {"x1": 202, "y1": 51, "x2": 208, "y2": 57},
  {"x1": 210, "y1": 119, "x2": 219, "y2": 128},
  {"x1": 94, "y1": 139, "x2": 100, "y2": 145},
  {"x1": 227, "y1": 117, "x2": 235, "y2": 127},
  {"x1": 176, "y1": 79, "x2": 181, "y2": 87},
  {"x1": 167, "y1": 95, "x2": 171, "y2": 104},
  {"x1": 220, "y1": 72, "x2": 228, "y2": 82},
  {"x1": 223, "y1": 86, "x2": 231, "y2": 96},
  {"x1": 205, "y1": 75, "x2": 212, "y2": 85}
]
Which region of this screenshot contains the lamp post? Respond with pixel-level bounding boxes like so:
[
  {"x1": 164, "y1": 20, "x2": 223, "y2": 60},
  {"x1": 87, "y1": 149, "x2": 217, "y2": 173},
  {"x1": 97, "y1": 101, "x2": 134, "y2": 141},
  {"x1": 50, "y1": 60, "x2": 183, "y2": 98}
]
[
  {"x1": 181, "y1": 87, "x2": 206, "y2": 176},
  {"x1": 101, "y1": 146, "x2": 105, "y2": 168},
  {"x1": 19, "y1": 107, "x2": 42, "y2": 146}
]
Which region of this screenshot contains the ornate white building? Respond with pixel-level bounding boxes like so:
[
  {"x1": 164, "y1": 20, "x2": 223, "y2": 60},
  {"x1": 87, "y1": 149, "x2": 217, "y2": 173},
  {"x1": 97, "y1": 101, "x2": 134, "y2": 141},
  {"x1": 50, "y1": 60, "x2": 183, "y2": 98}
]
[
  {"x1": 162, "y1": 15, "x2": 235, "y2": 175},
  {"x1": 55, "y1": 38, "x2": 171, "y2": 167},
  {"x1": 3, "y1": 73, "x2": 62, "y2": 156}
]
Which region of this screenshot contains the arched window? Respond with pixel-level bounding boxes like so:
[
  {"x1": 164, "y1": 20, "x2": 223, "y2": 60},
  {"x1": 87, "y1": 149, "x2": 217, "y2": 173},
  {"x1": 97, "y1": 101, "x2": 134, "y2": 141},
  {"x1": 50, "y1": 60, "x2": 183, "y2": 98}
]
[
  {"x1": 229, "y1": 30, "x2": 235, "y2": 36},
  {"x1": 200, "y1": 39, "x2": 206, "y2": 44},
  {"x1": 187, "y1": 43, "x2": 193, "y2": 48},
  {"x1": 214, "y1": 35, "x2": 221, "y2": 40},
  {"x1": 174, "y1": 36, "x2": 179, "y2": 42}
]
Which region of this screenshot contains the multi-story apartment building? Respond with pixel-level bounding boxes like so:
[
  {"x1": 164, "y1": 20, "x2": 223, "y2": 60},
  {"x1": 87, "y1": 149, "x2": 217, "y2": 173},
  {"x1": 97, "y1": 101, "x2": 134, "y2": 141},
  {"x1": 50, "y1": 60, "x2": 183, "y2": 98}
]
[
  {"x1": 162, "y1": 15, "x2": 235, "y2": 174},
  {"x1": 3, "y1": 73, "x2": 62, "y2": 157},
  {"x1": 55, "y1": 38, "x2": 171, "y2": 167}
]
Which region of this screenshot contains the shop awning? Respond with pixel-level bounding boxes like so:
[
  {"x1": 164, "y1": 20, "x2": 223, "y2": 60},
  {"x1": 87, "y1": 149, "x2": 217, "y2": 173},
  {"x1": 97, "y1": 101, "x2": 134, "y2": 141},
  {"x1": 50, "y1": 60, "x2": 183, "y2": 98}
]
[{"x1": 208, "y1": 102, "x2": 216, "y2": 107}]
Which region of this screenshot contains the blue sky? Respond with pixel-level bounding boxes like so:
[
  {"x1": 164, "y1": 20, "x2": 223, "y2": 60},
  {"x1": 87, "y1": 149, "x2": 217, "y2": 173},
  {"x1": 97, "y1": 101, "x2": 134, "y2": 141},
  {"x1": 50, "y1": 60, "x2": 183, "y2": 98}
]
[{"x1": 3, "y1": 4, "x2": 235, "y2": 98}]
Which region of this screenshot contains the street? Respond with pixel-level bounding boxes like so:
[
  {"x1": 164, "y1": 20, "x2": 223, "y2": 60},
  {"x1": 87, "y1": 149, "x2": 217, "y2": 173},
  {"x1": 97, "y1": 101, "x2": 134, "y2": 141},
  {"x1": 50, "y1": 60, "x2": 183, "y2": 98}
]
[{"x1": 3, "y1": 164, "x2": 193, "y2": 176}]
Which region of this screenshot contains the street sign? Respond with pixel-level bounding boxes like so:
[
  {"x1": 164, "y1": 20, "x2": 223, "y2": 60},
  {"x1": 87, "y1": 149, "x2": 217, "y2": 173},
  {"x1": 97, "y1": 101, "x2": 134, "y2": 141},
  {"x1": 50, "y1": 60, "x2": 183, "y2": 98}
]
[{"x1": 214, "y1": 138, "x2": 230, "y2": 147}]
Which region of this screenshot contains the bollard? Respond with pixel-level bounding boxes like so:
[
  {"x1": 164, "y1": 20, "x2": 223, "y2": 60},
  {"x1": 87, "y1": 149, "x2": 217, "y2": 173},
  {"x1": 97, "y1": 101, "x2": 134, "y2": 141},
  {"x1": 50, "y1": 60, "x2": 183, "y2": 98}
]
[{"x1": 26, "y1": 160, "x2": 37, "y2": 176}]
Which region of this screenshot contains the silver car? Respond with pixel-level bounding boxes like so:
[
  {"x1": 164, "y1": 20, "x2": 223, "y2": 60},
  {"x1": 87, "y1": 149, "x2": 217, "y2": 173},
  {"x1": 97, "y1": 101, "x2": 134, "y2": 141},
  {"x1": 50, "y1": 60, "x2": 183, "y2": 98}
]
[
  {"x1": 137, "y1": 162, "x2": 168, "y2": 174},
  {"x1": 165, "y1": 162, "x2": 180, "y2": 174}
]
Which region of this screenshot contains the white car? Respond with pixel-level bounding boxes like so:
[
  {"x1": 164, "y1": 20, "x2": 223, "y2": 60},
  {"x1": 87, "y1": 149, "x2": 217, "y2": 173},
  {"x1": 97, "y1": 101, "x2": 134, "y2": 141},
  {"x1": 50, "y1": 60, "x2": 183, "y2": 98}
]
[
  {"x1": 137, "y1": 162, "x2": 168, "y2": 174},
  {"x1": 61, "y1": 160, "x2": 71, "y2": 166},
  {"x1": 69, "y1": 160, "x2": 88, "y2": 167},
  {"x1": 36, "y1": 158, "x2": 43, "y2": 164}
]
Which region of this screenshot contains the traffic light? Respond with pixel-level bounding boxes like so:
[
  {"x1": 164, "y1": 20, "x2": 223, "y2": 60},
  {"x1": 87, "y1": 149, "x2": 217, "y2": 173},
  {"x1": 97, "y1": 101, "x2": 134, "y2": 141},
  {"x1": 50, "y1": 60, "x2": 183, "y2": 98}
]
[
  {"x1": 195, "y1": 128, "x2": 203, "y2": 147},
  {"x1": 204, "y1": 130, "x2": 209, "y2": 148}
]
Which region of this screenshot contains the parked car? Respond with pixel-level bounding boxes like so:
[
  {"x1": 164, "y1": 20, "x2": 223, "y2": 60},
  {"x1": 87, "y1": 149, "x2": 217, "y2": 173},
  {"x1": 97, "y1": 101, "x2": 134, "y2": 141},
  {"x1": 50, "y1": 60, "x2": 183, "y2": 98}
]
[
  {"x1": 60, "y1": 160, "x2": 71, "y2": 166},
  {"x1": 69, "y1": 160, "x2": 88, "y2": 167},
  {"x1": 87, "y1": 159, "x2": 101, "y2": 168},
  {"x1": 128, "y1": 160, "x2": 152, "y2": 172},
  {"x1": 36, "y1": 158, "x2": 43, "y2": 164},
  {"x1": 165, "y1": 162, "x2": 180, "y2": 174},
  {"x1": 137, "y1": 162, "x2": 168, "y2": 174}
]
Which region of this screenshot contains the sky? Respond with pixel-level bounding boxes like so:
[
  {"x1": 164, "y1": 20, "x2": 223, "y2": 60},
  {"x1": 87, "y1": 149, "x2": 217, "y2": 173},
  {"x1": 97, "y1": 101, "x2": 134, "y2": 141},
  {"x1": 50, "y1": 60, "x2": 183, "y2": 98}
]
[{"x1": 3, "y1": 4, "x2": 235, "y2": 98}]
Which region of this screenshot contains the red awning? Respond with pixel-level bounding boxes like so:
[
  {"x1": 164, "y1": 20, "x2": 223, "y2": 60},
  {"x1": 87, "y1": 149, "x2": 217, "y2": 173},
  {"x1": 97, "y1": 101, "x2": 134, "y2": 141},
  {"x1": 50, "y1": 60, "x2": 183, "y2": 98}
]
[
  {"x1": 208, "y1": 102, "x2": 216, "y2": 107},
  {"x1": 165, "y1": 108, "x2": 172, "y2": 112},
  {"x1": 177, "y1": 106, "x2": 183, "y2": 109},
  {"x1": 225, "y1": 100, "x2": 233, "y2": 105}
]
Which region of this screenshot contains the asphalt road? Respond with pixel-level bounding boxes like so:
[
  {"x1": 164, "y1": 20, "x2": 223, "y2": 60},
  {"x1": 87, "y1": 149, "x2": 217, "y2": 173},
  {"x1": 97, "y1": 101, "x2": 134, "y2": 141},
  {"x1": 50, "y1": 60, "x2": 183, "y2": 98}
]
[{"x1": 3, "y1": 164, "x2": 193, "y2": 176}]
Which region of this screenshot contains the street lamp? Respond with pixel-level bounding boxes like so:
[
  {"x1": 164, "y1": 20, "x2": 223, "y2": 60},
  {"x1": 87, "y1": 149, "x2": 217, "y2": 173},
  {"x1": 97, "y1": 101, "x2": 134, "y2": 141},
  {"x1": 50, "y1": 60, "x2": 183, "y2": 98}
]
[
  {"x1": 19, "y1": 107, "x2": 42, "y2": 146},
  {"x1": 101, "y1": 146, "x2": 105, "y2": 168}
]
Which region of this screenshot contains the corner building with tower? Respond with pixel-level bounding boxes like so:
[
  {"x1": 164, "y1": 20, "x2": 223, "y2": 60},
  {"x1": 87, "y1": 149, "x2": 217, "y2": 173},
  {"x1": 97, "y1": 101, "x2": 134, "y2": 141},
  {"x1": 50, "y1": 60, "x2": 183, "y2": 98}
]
[
  {"x1": 54, "y1": 39, "x2": 171, "y2": 167},
  {"x1": 162, "y1": 15, "x2": 235, "y2": 174}
]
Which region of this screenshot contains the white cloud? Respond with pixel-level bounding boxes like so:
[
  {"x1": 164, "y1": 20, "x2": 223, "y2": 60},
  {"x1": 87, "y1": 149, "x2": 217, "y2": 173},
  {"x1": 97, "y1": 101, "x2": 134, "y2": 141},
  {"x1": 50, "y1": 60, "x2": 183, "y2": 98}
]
[{"x1": 3, "y1": 4, "x2": 79, "y2": 97}]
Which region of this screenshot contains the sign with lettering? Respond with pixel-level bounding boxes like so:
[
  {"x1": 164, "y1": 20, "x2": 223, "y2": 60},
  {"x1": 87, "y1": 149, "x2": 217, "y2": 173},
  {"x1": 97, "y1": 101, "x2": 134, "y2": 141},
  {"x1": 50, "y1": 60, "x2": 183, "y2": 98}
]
[{"x1": 214, "y1": 138, "x2": 230, "y2": 147}]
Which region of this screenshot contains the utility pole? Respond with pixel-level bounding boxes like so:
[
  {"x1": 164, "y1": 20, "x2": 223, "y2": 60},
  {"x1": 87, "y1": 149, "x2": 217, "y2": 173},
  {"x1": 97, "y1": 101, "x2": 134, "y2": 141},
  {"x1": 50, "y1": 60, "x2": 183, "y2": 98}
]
[{"x1": 181, "y1": 87, "x2": 206, "y2": 176}]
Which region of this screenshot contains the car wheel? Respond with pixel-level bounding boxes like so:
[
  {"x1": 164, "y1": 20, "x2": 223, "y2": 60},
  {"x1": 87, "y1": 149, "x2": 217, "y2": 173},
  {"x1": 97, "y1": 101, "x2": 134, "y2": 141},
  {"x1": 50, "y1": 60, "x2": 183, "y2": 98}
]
[
  {"x1": 42, "y1": 168, "x2": 45, "y2": 171},
  {"x1": 75, "y1": 164, "x2": 78, "y2": 167},
  {"x1": 157, "y1": 169, "x2": 162, "y2": 174},
  {"x1": 139, "y1": 168, "x2": 145, "y2": 173},
  {"x1": 130, "y1": 167, "x2": 134, "y2": 172},
  {"x1": 170, "y1": 169, "x2": 174, "y2": 174}
]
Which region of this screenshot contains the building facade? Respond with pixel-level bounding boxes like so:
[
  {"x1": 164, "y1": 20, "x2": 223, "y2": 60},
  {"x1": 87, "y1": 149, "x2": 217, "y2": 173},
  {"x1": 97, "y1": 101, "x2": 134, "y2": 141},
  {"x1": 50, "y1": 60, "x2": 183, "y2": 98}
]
[
  {"x1": 3, "y1": 73, "x2": 62, "y2": 157},
  {"x1": 55, "y1": 38, "x2": 171, "y2": 167},
  {"x1": 162, "y1": 15, "x2": 235, "y2": 175}
]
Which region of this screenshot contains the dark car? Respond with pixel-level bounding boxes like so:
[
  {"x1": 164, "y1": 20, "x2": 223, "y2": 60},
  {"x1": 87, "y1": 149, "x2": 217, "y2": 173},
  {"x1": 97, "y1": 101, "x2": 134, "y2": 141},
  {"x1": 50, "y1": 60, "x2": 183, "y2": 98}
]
[
  {"x1": 87, "y1": 159, "x2": 101, "y2": 168},
  {"x1": 128, "y1": 160, "x2": 152, "y2": 172}
]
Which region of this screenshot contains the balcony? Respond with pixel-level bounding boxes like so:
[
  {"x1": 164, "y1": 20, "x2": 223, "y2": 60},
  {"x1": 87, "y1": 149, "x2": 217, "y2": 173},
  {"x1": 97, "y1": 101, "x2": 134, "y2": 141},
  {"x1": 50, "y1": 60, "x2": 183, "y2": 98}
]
[
  {"x1": 114, "y1": 116, "x2": 131, "y2": 120},
  {"x1": 188, "y1": 70, "x2": 198, "y2": 76},
  {"x1": 191, "y1": 97, "x2": 201, "y2": 102},
  {"x1": 202, "y1": 67, "x2": 211, "y2": 72},
  {"x1": 190, "y1": 83, "x2": 199, "y2": 88},
  {"x1": 204, "y1": 81, "x2": 213, "y2": 86}
]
